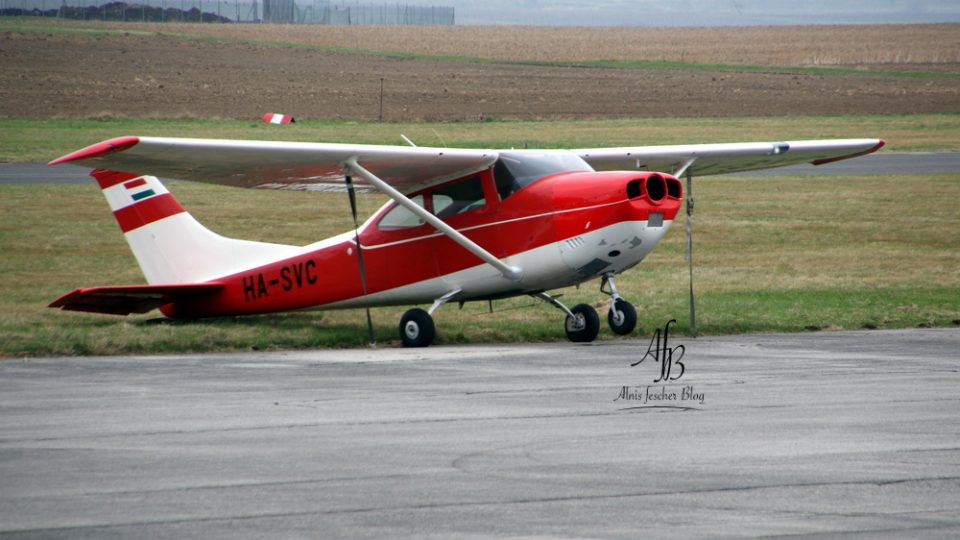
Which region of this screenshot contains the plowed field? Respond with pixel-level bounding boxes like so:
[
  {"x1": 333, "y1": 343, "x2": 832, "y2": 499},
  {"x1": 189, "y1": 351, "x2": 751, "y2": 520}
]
[{"x1": 1, "y1": 20, "x2": 958, "y2": 120}]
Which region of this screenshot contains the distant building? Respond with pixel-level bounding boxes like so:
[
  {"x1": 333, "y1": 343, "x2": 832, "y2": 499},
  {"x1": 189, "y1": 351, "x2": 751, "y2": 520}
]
[
  {"x1": 263, "y1": 0, "x2": 295, "y2": 22},
  {"x1": 0, "y1": 0, "x2": 455, "y2": 25}
]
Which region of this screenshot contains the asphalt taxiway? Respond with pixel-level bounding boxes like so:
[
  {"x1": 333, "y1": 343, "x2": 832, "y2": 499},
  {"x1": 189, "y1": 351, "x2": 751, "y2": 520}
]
[{"x1": 1, "y1": 328, "x2": 958, "y2": 538}]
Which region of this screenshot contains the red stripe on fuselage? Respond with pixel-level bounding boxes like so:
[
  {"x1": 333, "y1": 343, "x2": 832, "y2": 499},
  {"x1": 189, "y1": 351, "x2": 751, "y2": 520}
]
[
  {"x1": 166, "y1": 200, "x2": 678, "y2": 318},
  {"x1": 114, "y1": 193, "x2": 186, "y2": 233}
]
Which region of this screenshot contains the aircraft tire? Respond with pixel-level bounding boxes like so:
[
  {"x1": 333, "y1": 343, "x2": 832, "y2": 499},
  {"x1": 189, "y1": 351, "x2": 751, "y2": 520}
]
[
  {"x1": 607, "y1": 298, "x2": 637, "y2": 335},
  {"x1": 400, "y1": 308, "x2": 435, "y2": 348},
  {"x1": 565, "y1": 304, "x2": 600, "y2": 343}
]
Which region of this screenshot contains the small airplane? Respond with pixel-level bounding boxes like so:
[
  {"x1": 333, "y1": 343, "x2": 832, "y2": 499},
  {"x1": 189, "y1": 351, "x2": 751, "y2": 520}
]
[{"x1": 48, "y1": 135, "x2": 883, "y2": 346}]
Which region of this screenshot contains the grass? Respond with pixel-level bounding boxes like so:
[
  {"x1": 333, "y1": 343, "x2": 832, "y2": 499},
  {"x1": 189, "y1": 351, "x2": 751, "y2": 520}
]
[
  {"x1": 1, "y1": 19, "x2": 957, "y2": 355},
  {"x1": 1, "y1": 168, "x2": 957, "y2": 357},
  {"x1": 3, "y1": 113, "x2": 959, "y2": 163}
]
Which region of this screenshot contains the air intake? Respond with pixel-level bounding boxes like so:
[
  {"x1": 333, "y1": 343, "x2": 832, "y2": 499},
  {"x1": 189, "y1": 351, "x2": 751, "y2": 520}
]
[{"x1": 645, "y1": 174, "x2": 666, "y2": 202}]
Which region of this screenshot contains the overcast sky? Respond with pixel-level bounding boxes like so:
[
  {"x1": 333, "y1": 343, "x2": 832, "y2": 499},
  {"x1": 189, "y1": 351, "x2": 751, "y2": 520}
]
[{"x1": 408, "y1": 0, "x2": 960, "y2": 26}]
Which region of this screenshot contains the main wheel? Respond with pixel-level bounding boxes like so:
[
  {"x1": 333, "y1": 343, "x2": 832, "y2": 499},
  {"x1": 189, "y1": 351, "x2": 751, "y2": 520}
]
[
  {"x1": 565, "y1": 304, "x2": 600, "y2": 343},
  {"x1": 607, "y1": 298, "x2": 637, "y2": 335},
  {"x1": 399, "y1": 308, "x2": 435, "y2": 348}
]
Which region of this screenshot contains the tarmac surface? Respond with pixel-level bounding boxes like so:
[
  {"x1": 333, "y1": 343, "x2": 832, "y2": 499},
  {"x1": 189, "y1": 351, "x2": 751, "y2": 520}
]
[
  {"x1": 1, "y1": 152, "x2": 958, "y2": 184},
  {"x1": 1, "y1": 328, "x2": 958, "y2": 538}
]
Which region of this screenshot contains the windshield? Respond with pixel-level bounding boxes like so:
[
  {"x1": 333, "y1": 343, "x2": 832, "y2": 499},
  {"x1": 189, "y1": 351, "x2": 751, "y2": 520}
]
[{"x1": 494, "y1": 151, "x2": 594, "y2": 200}]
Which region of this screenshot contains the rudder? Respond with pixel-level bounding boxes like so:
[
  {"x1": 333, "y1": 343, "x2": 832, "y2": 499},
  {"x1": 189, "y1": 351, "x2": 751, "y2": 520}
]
[{"x1": 92, "y1": 169, "x2": 300, "y2": 285}]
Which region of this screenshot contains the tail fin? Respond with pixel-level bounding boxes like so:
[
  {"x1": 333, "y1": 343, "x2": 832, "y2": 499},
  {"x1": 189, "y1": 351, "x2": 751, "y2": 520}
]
[{"x1": 92, "y1": 169, "x2": 300, "y2": 284}]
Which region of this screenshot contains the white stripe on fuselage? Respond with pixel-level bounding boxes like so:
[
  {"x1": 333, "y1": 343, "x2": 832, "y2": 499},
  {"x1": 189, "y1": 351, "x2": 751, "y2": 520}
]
[
  {"x1": 356, "y1": 198, "x2": 627, "y2": 251},
  {"x1": 325, "y1": 219, "x2": 673, "y2": 309}
]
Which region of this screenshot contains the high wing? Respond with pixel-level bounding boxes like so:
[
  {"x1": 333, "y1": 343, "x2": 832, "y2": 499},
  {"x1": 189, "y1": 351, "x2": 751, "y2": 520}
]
[
  {"x1": 575, "y1": 139, "x2": 885, "y2": 176},
  {"x1": 50, "y1": 136, "x2": 883, "y2": 192},
  {"x1": 50, "y1": 136, "x2": 499, "y2": 195}
]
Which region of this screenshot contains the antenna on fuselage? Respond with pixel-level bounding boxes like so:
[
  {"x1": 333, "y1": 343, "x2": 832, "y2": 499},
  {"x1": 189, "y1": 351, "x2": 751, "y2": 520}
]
[
  {"x1": 400, "y1": 134, "x2": 417, "y2": 147},
  {"x1": 431, "y1": 129, "x2": 447, "y2": 148}
]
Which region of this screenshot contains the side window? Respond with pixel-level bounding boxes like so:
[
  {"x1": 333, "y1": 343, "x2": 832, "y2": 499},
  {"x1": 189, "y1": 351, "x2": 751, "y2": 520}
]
[
  {"x1": 433, "y1": 176, "x2": 485, "y2": 219},
  {"x1": 378, "y1": 195, "x2": 425, "y2": 229},
  {"x1": 494, "y1": 159, "x2": 517, "y2": 201}
]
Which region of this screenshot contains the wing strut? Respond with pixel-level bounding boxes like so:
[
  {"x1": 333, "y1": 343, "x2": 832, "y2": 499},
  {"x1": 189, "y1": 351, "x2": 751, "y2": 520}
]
[
  {"x1": 345, "y1": 158, "x2": 523, "y2": 281},
  {"x1": 672, "y1": 158, "x2": 697, "y2": 179}
]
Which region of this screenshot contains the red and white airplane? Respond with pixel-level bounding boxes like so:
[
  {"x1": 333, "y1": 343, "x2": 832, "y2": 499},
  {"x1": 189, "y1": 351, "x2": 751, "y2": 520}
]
[{"x1": 48, "y1": 135, "x2": 883, "y2": 346}]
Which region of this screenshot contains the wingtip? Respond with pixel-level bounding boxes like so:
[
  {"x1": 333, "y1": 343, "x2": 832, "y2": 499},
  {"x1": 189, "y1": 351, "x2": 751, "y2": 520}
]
[
  {"x1": 810, "y1": 139, "x2": 886, "y2": 166},
  {"x1": 49, "y1": 136, "x2": 140, "y2": 166}
]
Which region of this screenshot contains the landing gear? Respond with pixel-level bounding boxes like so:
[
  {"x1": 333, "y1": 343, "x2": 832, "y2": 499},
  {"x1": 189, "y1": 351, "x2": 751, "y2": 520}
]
[
  {"x1": 608, "y1": 298, "x2": 637, "y2": 335},
  {"x1": 532, "y1": 292, "x2": 600, "y2": 343},
  {"x1": 399, "y1": 308, "x2": 435, "y2": 348},
  {"x1": 400, "y1": 277, "x2": 638, "y2": 347},
  {"x1": 602, "y1": 274, "x2": 637, "y2": 335},
  {"x1": 398, "y1": 289, "x2": 461, "y2": 348},
  {"x1": 566, "y1": 303, "x2": 601, "y2": 343}
]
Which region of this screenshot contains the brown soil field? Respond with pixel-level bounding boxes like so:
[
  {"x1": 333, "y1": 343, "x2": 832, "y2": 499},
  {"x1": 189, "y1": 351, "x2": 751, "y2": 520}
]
[
  {"x1": 47, "y1": 21, "x2": 960, "y2": 66},
  {"x1": 1, "y1": 21, "x2": 958, "y2": 120}
]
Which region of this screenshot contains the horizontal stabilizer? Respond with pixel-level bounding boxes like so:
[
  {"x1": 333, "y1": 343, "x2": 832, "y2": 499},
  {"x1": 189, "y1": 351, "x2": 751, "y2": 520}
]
[{"x1": 49, "y1": 283, "x2": 223, "y2": 315}]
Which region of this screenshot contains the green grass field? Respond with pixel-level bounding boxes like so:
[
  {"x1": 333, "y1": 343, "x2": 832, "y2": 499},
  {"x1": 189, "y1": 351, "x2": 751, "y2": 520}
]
[{"x1": 1, "y1": 114, "x2": 958, "y2": 356}]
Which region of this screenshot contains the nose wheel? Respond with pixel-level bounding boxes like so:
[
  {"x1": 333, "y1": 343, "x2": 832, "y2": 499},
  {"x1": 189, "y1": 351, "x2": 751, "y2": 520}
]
[
  {"x1": 602, "y1": 274, "x2": 637, "y2": 335},
  {"x1": 607, "y1": 297, "x2": 637, "y2": 335}
]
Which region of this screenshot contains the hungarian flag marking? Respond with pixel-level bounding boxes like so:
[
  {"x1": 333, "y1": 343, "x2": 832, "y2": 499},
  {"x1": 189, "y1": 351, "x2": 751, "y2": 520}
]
[{"x1": 124, "y1": 178, "x2": 156, "y2": 202}]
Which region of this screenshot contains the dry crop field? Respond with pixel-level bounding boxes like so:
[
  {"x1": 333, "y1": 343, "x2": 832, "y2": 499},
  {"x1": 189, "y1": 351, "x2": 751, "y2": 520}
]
[
  {"x1": 43, "y1": 21, "x2": 960, "y2": 66},
  {"x1": 1, "y1": 19, "x2": 958, "y2": 120}
]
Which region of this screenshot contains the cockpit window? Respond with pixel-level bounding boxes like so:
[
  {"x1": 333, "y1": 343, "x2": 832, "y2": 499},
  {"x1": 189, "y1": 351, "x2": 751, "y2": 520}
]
[
  {"x1": 494, "y1": 151, "x2": 594, "y2": 200},
  {"x1": 378, "y1": 194, "x2": 425, "y2": 229},
  {"x1": 378, "y1": 175, "x2": 488, "y2": 230},
  {"x1": 433, "y1": 175, "x2": 485, "y2": 218}
]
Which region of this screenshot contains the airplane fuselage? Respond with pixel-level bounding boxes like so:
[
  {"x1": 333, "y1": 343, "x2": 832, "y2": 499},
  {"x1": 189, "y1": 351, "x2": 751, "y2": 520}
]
[{"x1": 162, "y1": 169, "x2": 683, "y2": 318}]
